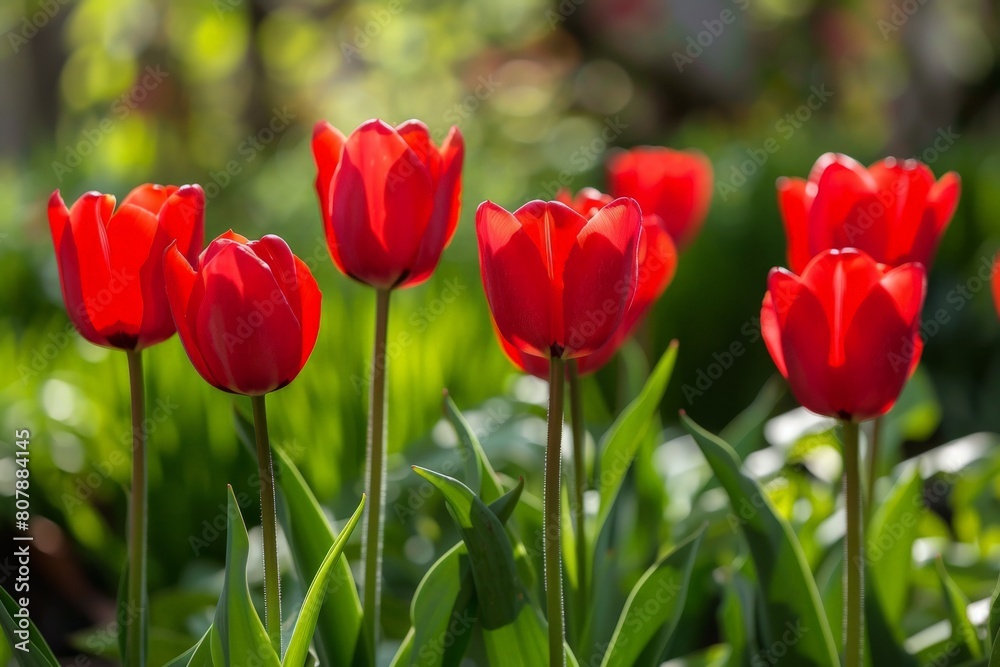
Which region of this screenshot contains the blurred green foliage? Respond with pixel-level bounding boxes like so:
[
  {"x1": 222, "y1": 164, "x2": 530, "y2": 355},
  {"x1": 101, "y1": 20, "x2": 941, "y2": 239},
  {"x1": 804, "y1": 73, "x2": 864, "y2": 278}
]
[{"x1": 2, "y1": 0, "x2": 1000, "y2": 661}]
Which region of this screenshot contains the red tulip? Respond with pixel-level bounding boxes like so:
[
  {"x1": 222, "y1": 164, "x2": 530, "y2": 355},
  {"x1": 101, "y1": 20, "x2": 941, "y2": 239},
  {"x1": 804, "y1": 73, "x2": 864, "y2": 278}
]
[
  {"x1": 312, "y1": 118, "x2": 464, "y2": 290},
  {"x1": 164, "y1": 231, "x2": 321, "y2": 396},
  {"x1": 761, "y1": 248, "x2": 926, "y2": 422},
  {"x1": 499, "y1": 188, "x2": 677, "y2": 377},
  {"x1": 476, "y1": 197, "x2": 642, "y2": 361},
  {"x1": 48, "y1": 184, "x2": 205, "y2": 351},
  {"x1": 606, "y1": 146, "x2": 713, "y2": 248},
  {"x1": 777, "y1": 153, "x2": 960, "y2": 274}
]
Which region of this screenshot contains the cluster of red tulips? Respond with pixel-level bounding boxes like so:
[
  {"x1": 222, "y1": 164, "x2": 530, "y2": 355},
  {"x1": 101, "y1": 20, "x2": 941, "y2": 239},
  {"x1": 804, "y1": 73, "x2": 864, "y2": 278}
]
[{"x1": 47, "y1": 112, "x2": 967, "y2": 666}]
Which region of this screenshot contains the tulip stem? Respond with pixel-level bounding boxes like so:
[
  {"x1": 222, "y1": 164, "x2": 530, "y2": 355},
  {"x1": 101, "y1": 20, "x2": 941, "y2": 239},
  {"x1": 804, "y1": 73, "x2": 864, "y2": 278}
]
[
  {"x1": 125, "y1": 350, "x2": 147, "y2": 667},
  {"x1": 363, "y1": 288, "x2": 391, "y2": 665},
  {"x1": 252, "y1": 394, "x2": 282, "y2": 656},
  {"x1": 567, "y1": 360, "x2": 588, "y2": 634},
  {"x1": 545, "y1": 356, "x2": 567, "y2": 667},
  {"x1": 841, "y1": 419, "x2": 864, "y2": 667}
]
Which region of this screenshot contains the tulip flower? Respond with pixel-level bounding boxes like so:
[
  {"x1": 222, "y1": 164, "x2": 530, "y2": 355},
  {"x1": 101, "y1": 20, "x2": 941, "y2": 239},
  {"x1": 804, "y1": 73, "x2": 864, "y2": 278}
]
[
  {"x1": 777, "y1": 153, "x2": 960, "y2": 273},
  {"x1": 498, "y1": 188, "x2": 676, "y2": 378},
  {"x1": 477, "y1": 196, "x2": 642, "y2": 666},
  {"x1": 760, "y1": 247, "x2": 926, "y2": 667},
  {"x1": 48, "y1": 184, "x2": 205, "y2": 351},
  {"x1": 606, "y1": 146, "x2": 713, "y2": 248},
  {"x1": 312, "y1": 117, "x2": 464, "y2": 655},
  {"x1": 164, "y1": 231, "x2": 321, "y2": 396},
  {"x1": 46, "y1": 183, "x2": 204, "y2": 667},
  {"x1": 165, "y1": 230, "x2": 321, "y2": 653},
  {"x1": 312, "y1": 118, "x2": 463, "y2": 290}
]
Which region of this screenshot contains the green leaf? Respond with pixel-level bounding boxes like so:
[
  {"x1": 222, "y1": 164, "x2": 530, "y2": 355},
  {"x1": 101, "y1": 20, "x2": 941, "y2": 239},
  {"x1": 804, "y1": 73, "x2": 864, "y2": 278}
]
[
  {"x1": 412, "y1": 466, "x2": 523, "y2": 629},
  {"x1": 599, "y1": 527, "x2": 704, "y2": 667},
  {"x1": 866, "y1": 465, "x2": 922, "y2": 625},
  {"x1": 481, "y1": 606, "x2": 581, "y2": 667},
  {"x1": 597, "y1": 341, "x2": 678, "y2": 529},
  {"x1": 215, "y1": 485, "x2": 281, "y2": 667},
  {"x1": 442, "y1": 393, "x2": 537, "y2": 591},
  {"x1": 681, "y1": 414, "x2": 839, "y2": 667},
  {"x1": 284, "y1": 495, "x2": 366, "y2": 667},
  {"x1": 0, "y1": 584, "x2": 59, "y2": 667},
  {"x1": 989, "y1": 573, "x2": 1000, "y2": 665},
  {"x1": 937, "y1": 558, "x2": 983, "y2": 661},
  {"x1": 392, "y1": 481, "x2": 524, "y2": 667},
  {"x1": 163, "y1": 627, "x2": 216, "y2": 667}
]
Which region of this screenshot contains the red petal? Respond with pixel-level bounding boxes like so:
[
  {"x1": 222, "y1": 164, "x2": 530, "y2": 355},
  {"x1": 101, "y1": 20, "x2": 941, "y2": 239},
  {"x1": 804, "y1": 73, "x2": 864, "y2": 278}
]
[
  {"x1": 807, "y1": 159, "x2": 885, "y2": 261},
  {"x1": 993, "y1": 255, "x2": 1000, "y2": 320},
  {"x1": 476, "y1": 201, "x2": 553, "y2": 357},
  {"x1": 405, "y1": 125, "x2": 464, "y2": 287},
  {"x1": 838, "y1": 282, "x2": 921, "y2": 420},
  {"x1": 798, "y1": 249, "x2": 883, "y2": 368},
  {"x1": 121, "y1": 183, "x2": 179, "y2": 215},
  {"x1": 159, "y1": 184, "x2": 205, "y2": 262},
  {"x1": 868, "y1": 158, "x2": 934, "y2": 264},
  {"x1": 104, "y1": 203, "x2": 163, "y2": 344},
  {"x1": 561, "y1": 198, "x2": 641, "y2": 356},
  {"x1": 329, "y1": 119, "x2": 434, "y2": 288},
  {"x1": 777, "y1": 277, "x2": 839, "y2": 418},
  {"x1": 312, "y1": 121, "x2": 348, "y2": 274},
  {"x1": 293, "y1": 256, "x2": 322, "y2": 371},
  {"x1": 762, "y1": 268, "x2": 803, "y2": 379},
  {"x1": 49, "y1": 191, "x2": 104, "y2": 345},
  {"x1": 164, "y1": 242, "x2": 216, "y2": 385},
  {"x1": 193, "y1": 242, "x2": 303, "y2": 395},
  {"x1": 776, "y1": 177, "x2": 814, "y2": 274}
]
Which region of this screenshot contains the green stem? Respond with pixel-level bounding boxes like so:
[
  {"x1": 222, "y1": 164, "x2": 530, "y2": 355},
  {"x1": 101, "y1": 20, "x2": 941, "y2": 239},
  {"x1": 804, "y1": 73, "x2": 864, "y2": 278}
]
[
  {"x1": 866, "y1": 416, "x2": 882, "y2": 513},
  {"x1": 545, "y1": 356, "x2": 567, "y2": 667},
  {"x1": 125, "y1": 350, "x2": 147, "y2": 667},
  {"x1": 567, "y1": 360, "x2": 588, "y2": 631},
  {"x1": 363, "y1": 288, "x2": 391, "y2": 664},
  {"x1": 252, "y1": 394, "x2": 282, "y2": 656},
  {"x1": 842, "y1": 420, "x2": 864, "y2": 667}
]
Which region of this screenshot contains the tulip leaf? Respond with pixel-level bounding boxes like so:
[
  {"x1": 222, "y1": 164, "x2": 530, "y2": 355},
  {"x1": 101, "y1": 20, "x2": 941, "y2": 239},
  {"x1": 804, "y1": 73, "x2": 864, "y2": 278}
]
[
  {"x1": 596, "y1": 340, "x2": 678, "y2": 528},
  {"x1": 482, "y1": 605, "x2": 581, "y2": 667},
  {"x1": 284, "y1": 494, "x2": 366, "y2": 667},
  {"x1": 215, "y1": 485, "x2": 281, "y2": 667},
  {"x1": 394, "y1": 479, "x2": 523, "y2": 667},
  {"x1": 599, "y1": 527, "x2": 704, "y2": 667},
  {"x1": 866, "y1": 465, "x2": 922, "y2": 626},
  {"x1": 234, "y1": 408, "x2": 367, "y2": 667},
  {"x1": 937, "y1": 558, "x2": 983, "y2": 662},
  {"x1": 989, "y1": 574, "x2": 1000, "y2": 664},
  {"x1": 0, "y1": 584, "x2": 59, "y2": 667},
  {"x1": 681, "y1": 414, "x2": 840, "y2": 667},
  {"x1": 163, "y1": 627, "x2": 216, "y2": 667},
  {"x1": 443, "y1": 392, "x2": 500, "y2": 501},
  {"x1": 412, "y1": 466, "x2": 524, "y2": 629},
  {"x1": 441, "y1": 393, "x2": 537, "y2": 590}
]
